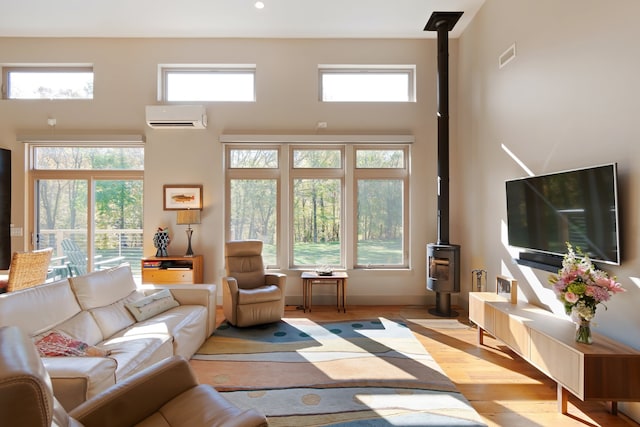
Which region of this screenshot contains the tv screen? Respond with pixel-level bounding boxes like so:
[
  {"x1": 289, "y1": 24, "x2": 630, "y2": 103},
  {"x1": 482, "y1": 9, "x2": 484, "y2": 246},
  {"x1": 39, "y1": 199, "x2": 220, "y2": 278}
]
[
  {"x1": 0, "y1": 148, "x2": 10, "y2": 269},
  {"x1": 506, "y1": 163, "x2": 620, "y2": 265}
]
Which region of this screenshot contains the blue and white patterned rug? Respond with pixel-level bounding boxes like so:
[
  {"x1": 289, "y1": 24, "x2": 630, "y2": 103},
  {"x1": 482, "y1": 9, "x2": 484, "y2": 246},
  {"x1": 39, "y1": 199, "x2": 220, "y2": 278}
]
[{"x1": 192, "y1": 317, "x2": 486, "y2": 426}]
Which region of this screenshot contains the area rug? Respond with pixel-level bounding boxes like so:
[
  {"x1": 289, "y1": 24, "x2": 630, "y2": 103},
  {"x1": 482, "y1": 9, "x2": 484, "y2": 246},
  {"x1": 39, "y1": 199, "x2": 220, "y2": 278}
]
[{"x1": 192, "y1": 317, "x2": 486, "y2": 426}]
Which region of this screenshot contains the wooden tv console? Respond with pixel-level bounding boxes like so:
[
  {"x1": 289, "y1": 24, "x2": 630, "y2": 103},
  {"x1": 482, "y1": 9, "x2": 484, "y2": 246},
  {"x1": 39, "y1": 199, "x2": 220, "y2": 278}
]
[{"x1": 469, "y1": 292, "x2": 640, "y2": 415}]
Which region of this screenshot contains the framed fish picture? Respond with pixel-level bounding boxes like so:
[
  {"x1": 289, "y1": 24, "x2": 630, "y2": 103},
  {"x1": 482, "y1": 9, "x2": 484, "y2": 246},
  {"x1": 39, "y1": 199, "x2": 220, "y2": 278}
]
[{"x1": 163, "y1": 185, "x2": 203, "y2": 210}]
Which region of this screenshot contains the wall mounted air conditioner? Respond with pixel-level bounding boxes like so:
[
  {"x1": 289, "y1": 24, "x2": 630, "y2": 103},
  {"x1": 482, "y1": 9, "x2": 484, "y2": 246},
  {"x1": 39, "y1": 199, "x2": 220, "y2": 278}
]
[{"x1": 145, "y1": 105, "x2": 208, "y2": 129}]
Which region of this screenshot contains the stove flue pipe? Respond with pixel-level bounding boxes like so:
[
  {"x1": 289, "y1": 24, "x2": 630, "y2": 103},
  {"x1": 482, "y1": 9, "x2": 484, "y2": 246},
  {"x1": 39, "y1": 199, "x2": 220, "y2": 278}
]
[
  {"x1": 424, "y1": 12, "x2": 464, "y2": 318},
  {"x1": 435, "y1": 19, "x2": 450, "y2": 245},
  {"x1": 424, "y1": 11, "x2": 463, "y2": 245}
]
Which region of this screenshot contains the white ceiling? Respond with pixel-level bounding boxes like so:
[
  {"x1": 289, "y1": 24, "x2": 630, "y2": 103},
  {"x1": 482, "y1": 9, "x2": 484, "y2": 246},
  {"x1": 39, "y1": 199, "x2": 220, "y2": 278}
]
[{"x1": 0, "y1": 0, "x2": 485, "y2": 39}]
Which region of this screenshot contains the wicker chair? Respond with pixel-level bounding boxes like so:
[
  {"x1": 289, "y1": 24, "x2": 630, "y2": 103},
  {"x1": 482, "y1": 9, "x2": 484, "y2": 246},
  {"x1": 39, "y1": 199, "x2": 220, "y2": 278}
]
[{"x1": 0, "y1": 248, "x2": 53, "y2": 293}]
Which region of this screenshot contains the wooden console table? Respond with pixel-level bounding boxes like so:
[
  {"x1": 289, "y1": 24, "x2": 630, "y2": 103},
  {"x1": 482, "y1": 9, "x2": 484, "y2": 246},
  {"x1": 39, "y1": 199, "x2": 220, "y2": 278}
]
[
  {"x1": 141, "y1": 255, "x2": 203, "y2": 284},
  {"x1": 469, "y1": 292, "x2": 640, "y2": 415},
  {"x1": 301, "y1": 271, "x2": 348, "y2": 313}
]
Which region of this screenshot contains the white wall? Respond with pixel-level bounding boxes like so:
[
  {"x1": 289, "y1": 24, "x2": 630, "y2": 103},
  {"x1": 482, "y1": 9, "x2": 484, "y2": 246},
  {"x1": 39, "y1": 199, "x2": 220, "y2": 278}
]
[
  {"x1": 458, "y1": 0, "x2": 640, "y2": 420},
  {"x1": 0, "y1": 37, "x2": 454, "y2": 306}
]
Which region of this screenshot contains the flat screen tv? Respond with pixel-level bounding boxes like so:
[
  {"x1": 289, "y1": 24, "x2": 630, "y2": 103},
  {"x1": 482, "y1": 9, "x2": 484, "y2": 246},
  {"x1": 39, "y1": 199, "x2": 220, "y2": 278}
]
[
  {"x1": 506, "y1": 163, "x2": 620, "y2": 266},
  {"x1": 0, "y1": 148, "x2": 10, "y2": 270}
]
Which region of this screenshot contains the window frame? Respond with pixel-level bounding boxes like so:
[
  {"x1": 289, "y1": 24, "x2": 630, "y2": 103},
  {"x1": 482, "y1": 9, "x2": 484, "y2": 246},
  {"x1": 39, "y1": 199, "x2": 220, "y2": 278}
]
[
  {"x1": 2, "y1": 65, "x2": 94, "y2": 100},
  {"x1": 27, "y1": 141, "x2": 144, "y2": 278},
  {"x1": 289, "y1": 145, "x2": 345, "y2": 268},
  {"x1": 160, "y1": 65, "x2": 257, "y2": 103},
  {"x1": 224, "y1": 141, "x2": 410, "y2": 271},
  {"x1": 353, "y1": 146, "x2": 409, "y2": 268},
  {"x1": 318, "y1": 65, "x2": 416, "y2": 103},
  {"x1": 225, "y1": 145, "x2": 282, "y2": 268}
]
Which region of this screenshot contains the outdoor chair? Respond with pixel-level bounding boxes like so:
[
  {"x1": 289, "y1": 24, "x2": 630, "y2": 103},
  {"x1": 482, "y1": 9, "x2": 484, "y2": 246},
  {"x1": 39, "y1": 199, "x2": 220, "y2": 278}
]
[
  {"x1": 0, "y1": 248, "x2": 53, "y2": 293},
  {"x1": 222, "y1": 240, "x2": 286, "y2": 327},
  {"x1": 61, "y1": 238, "x2": 125, "y2": 276}
]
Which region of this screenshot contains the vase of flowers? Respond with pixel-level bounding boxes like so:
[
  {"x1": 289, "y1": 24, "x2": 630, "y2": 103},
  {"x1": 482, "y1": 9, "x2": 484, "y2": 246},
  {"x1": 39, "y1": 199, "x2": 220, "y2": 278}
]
[{"x1": 549, "y1": 243, "x2": 625, "y2": 344}]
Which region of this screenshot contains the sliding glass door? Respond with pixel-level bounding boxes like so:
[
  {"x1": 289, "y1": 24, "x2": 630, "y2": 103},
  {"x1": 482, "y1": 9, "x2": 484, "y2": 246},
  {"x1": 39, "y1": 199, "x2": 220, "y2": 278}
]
[{"x1": 29, "y1": 145, "x2": 144, "y2": 279}]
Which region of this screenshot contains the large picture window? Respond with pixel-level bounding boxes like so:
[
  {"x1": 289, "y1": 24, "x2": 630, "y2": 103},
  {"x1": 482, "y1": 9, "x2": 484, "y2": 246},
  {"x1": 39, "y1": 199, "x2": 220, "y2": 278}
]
[
  {"x1": 356, "y1": 179, "x2": 404, "y2": 266},
  {"x1": 226, "y1": 147, "x2": 279, "y2": 267},
  {"x1": 229, "y1": 179, "x2": 278, "y2": 266},
  {"x1": 355, "y1": 148, "x2": 407, "y2": 267},
  {"x1": 225, "y1": 142, "x2": 409, "y2": 270}
]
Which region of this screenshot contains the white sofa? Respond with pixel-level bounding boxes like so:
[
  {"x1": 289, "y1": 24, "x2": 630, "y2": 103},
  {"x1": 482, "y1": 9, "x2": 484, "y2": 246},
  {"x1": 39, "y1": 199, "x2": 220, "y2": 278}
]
[{"x1": 0, "y1": 264, "x2": 216, "y2": 411}]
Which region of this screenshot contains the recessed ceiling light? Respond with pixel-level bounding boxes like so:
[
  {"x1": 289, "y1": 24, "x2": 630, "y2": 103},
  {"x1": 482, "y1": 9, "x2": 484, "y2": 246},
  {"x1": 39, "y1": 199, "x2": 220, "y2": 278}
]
[{"x1": 254, "y1": 1, "x2": 265, "y2": 9}]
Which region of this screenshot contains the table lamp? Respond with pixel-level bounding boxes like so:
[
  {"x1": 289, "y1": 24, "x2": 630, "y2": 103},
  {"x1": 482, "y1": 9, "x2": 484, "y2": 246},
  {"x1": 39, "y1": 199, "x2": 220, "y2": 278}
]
[{"x1": 176, "y1": 209, "x2": 201, "y2": 257}]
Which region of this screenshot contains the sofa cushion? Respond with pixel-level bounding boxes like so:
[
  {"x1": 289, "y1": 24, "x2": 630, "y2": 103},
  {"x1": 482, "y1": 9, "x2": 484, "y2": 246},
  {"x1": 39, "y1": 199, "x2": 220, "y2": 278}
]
[
  {"x1": 102, "y1": 333, "x2": 174, "y2": 381},
  {"x1": 226, "y1": 241, "x2": 266, "y2": 289},
  {"x1": 34, "y1": 331, "x2": 109, "y2": 357},
  {"x1": 52, "y1": 311, "x2": 104, "y2": 346},
  {"x1": 125, "y1": 289, "x2": 179, "y2": 322},
  {"x1": 70, "y1": 264, "x2": 137, "y2": 310},
  {"x1": 238, "y1": 284, "x2": 282, "y2": 304},
  {"x1": 145, "y1": 384, "x2": 266, "y2": 427},
  {"x1": 43, "y1": 356, "x2": 118, "y2": 410},
  {"x1": 89, "y1": 291, "x2": 142, "y2": 339},
  {"x1": 127, "y1": 305, "x2": 208, "y2": 358},
  {"x1": 0, "y1": 279, "x2": 81, "y2": 336}
]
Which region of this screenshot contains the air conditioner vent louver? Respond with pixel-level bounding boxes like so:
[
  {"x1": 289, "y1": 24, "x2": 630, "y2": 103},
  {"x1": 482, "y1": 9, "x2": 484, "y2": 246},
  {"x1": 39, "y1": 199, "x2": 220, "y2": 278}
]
[
  {"x1": 145, "y1": 105, "x2": 207, "y2": 129},
  {"x1": 148, "y1": 122, "x2": 198, "y2": 127}
]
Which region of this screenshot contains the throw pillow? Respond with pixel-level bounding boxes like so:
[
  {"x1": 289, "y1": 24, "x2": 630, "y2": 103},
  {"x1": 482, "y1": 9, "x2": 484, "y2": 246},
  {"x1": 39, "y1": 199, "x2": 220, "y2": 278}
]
[
  {"x1": 35, "y1": 331, "x2": 109, "y2": 357},
  {"x1": 125, "y1": 288, "x2": 179, "y2": 322}
]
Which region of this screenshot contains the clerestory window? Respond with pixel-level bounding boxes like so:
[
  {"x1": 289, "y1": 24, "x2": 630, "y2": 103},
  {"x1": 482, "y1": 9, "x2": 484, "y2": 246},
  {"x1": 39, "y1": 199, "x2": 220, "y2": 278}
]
[
  {"x1": 319, "y1": 65, "x2": 416, "y2": 102},
  {"x1": 2, "y1": 66, "x2": 94, "y2": 100},
  {"x1": 160, "y1": 65, "x2": 256, "y2": 102}
]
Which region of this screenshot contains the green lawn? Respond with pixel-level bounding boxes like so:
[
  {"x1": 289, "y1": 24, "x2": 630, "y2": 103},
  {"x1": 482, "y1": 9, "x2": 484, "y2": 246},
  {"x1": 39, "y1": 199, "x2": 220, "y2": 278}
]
[{"x1": 264, "y1": 239, "x2": 402, "y2": 266}]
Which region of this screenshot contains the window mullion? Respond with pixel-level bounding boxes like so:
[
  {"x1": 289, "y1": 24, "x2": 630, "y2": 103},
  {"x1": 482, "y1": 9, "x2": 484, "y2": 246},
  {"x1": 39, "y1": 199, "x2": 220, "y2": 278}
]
[
  {"x1": 344, "y1": 146, "x2": 355, "y2": 269},
  {"x1": 280, "y1": 148, "x2": 290, "y2": 269}
]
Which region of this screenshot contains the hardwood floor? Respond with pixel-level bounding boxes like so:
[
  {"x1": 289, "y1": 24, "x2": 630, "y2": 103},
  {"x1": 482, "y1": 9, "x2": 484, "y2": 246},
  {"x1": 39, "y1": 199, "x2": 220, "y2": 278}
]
[{"x1": 206, "y1": 305, "x2": 639, "y2": 427}]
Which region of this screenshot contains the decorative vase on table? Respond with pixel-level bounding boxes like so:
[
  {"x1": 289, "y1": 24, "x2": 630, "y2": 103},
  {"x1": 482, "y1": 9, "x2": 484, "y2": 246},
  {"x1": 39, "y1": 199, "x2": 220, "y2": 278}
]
[
  {"x1": 549, "y1": 243, "x2": 625, "y2": 345},
  {"x1": 575, "y1": 317, "x2": 592, "y2": 345},
  {"x1": 153, "y1": 228, "x2": 170, "y2": 257}
]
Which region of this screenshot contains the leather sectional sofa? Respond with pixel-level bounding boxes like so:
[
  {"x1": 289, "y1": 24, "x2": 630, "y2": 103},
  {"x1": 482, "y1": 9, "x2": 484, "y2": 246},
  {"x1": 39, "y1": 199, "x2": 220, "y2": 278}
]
[
  {"x1": 0, "y1": 325, "x2": 268, "y2": 427},
  {"x1": 0, "y1": 264, "x2": 217, "y2": 410}
]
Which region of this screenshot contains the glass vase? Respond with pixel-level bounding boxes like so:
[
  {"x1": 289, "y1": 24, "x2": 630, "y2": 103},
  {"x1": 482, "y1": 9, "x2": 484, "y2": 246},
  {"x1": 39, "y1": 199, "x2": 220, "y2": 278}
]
[{"x1": 575, "y1": 318, "x2": 592, "y2": 344}]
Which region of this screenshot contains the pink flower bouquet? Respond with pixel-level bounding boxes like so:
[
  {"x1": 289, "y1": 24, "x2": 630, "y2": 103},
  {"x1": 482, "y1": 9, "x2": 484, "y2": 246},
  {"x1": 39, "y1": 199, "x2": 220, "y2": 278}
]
[{"x1": 549, "y1": 243, "x2": 625, "y2": 322}]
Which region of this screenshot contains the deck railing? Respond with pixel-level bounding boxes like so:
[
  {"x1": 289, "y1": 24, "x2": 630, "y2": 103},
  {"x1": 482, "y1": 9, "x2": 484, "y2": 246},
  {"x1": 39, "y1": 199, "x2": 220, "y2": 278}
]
[{"x1": 38, "y1": 229, "x2": 144, "y2": 279}]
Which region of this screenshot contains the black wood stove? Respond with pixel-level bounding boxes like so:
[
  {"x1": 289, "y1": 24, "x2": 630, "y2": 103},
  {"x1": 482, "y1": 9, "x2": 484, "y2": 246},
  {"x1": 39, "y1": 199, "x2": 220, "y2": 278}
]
[{"x1": 424, "y1": 11, "x2": 463, "y2": 317}]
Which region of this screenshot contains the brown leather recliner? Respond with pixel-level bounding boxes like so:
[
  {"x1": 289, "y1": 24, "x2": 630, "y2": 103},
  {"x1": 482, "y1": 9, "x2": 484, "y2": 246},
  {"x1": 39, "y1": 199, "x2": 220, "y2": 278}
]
[
  {"x1": 0, "y1": 325, "x2": 268, "y2": 427},
  {"x1": 222, "y1": 240, "x2": 286, "y2": 327}
]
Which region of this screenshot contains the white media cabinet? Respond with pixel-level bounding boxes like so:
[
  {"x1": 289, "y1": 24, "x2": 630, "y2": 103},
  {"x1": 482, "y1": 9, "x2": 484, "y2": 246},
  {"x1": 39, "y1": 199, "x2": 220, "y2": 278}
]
[{"x1": 469, "y1": 292, "x2": 640, "y2": 414}]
